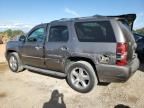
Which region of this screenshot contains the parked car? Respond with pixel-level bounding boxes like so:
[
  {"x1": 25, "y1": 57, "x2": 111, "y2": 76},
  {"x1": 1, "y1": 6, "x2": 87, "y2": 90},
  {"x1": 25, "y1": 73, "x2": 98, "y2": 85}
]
[
  {"x1": 133, "y1": 33, "x2": 144, "y2": 59},
  {"x1": 5, "y1": 14, "x2": 139, "y2": 93}
]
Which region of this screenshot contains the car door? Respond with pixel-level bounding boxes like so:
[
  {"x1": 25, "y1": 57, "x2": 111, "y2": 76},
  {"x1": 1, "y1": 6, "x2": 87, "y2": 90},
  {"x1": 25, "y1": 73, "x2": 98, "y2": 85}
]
[
  {"x1": 45, "y1": 24, "x2": 70, "y2": 72},
  {"x1": 21, "y1": 24, "x2": 47, "y2": 68}
]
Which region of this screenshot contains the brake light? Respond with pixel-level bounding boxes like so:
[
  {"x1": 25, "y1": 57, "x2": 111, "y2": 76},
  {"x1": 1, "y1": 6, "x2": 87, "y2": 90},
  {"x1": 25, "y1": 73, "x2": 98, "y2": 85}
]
[{"x1": 116, "y1": 43, "x2": 128, "y2": 66}]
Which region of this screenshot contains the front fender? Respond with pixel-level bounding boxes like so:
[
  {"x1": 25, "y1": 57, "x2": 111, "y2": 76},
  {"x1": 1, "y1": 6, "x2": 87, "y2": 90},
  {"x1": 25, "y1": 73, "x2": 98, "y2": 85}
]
[{"x1": 5, "y1": 41, "x2": 21, "y2": 60}]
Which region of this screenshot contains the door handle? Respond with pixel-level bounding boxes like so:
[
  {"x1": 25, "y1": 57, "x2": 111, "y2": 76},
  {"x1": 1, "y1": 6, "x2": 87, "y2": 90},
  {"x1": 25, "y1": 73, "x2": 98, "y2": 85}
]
[
  {"x1": 60, "y1": 46, "x2": 68, "y2": 51},
  {"x1": 35, "y1": 46, "x2": 42, "y2": 50}
]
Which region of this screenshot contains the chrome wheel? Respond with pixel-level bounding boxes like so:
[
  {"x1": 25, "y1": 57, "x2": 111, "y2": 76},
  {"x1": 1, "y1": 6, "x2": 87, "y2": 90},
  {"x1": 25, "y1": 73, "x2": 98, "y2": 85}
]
[
  {"x1": 9, "y1": 56, "x2": 18, "y2": 71},
  {"x1": 70, "y1": 67, "x2": 90, "y2": 89}
]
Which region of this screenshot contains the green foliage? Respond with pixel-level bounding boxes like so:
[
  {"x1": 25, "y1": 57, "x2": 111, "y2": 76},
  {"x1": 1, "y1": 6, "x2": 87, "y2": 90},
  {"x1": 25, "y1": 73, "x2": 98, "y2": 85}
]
[
  {"x1": 134, "y1": 27, "x2": 144, "y2": 35},
  {"x1": 4, "y1": 29, "x2": 13, "y2": 38},
  {"x1": 0, "y1": 29, "x2": 24, "y2": 39}
]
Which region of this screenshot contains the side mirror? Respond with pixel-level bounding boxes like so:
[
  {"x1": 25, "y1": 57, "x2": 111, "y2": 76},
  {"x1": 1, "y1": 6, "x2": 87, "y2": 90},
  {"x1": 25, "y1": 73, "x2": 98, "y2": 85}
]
[{"x1": 19, "y1": 35, "x2": 26, "y2": 42}]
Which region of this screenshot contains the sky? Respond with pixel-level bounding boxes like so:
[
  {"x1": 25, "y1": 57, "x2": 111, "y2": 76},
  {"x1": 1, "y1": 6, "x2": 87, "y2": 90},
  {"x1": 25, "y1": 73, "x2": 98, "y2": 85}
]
[{"x1": 0, "y1": 0, "x2": 143, "y2": 31}]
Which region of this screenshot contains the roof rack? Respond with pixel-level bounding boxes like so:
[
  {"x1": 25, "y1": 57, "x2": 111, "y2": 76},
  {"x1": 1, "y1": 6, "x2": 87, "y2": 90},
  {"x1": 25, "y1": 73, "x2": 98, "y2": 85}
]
[
  {"x1": 51, "y1": 14, "x2": 136, "y2": 23},
  {"x1": 52, "y1": 16, "x2": 101, "y2": 23},
  {"x1": 51, "y1": 18, "x2": 73, "y2": 23}
]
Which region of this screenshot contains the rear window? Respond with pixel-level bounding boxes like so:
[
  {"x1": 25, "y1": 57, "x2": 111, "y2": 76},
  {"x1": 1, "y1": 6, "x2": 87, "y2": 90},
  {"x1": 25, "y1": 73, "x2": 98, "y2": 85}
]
[{"x1": 75, "y1": 21, "x2": 116, "y2": 42}]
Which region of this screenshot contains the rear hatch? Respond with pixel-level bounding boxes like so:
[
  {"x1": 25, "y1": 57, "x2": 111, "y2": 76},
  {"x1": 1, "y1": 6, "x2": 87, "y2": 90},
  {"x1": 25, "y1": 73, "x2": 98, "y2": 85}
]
[{"x1": 108, "y1": 14, "x2": 137, "y2": 63}]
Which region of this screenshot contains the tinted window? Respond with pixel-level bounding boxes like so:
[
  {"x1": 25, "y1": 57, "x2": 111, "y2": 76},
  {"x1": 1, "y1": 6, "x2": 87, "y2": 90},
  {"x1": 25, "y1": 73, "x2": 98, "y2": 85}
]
[
  {"x1": 75, "y1": 21, "x2": 115, "y2": 42},
  {"x1": 49, "y1": 26, "x2": 69, "y2": 42},
  {"x1": 27, "y1": 28, "x2": 45, "y2": 42}
]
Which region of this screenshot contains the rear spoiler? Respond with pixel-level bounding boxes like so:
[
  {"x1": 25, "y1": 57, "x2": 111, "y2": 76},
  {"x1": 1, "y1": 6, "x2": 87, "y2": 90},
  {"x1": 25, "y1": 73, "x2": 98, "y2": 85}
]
[{"x1": 94, "y1": 14, "x2": 136, "y2": 30}]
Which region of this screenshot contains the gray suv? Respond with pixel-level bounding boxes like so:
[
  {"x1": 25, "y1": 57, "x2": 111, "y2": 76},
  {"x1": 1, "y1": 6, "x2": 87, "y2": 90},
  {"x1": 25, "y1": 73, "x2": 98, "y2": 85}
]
[{"x1": 5, "y1": 14, "x2": 139, "y2": 93}]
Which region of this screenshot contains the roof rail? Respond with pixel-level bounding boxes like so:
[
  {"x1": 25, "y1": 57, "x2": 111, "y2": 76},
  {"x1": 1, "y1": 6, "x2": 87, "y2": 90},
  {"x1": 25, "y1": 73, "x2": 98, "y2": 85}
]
[{"x1": 51, "y1": 14, "x2": 136, "y2": 23}]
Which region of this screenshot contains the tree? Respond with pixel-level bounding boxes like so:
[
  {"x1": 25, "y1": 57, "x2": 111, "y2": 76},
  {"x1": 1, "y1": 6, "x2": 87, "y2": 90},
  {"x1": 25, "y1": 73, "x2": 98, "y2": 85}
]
[
  {"x1": 0, "y1": 34, "x2": 3, "y2": 44},
  {"x1": 0, "y1": 29, "x2": 25, "y2": 43},
  {"x1": 4, "y1": 29, "x2": 13, "y2": 38},
  {"x1": 12, "y1": 30, "x2": 24, "y2": 37},
  {"x1": 3, "y1": 29, "x2": 24, "y2": 38}
]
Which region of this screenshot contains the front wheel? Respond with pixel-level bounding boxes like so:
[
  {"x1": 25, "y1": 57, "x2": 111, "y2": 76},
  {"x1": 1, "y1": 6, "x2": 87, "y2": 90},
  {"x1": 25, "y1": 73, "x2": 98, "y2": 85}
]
[
  {"x1": 8, "y1": 52, "x2": 24, "y2": 72},
  {"x1": 66, "y1": 61, "x2": 97, "y2": 93}
]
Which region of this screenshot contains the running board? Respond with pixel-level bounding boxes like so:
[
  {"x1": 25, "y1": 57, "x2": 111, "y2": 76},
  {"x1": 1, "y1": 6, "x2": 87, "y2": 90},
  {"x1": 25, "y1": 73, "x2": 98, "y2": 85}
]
[{"x1": 24, "y1": 65, "x2": 66, "y2": 77}]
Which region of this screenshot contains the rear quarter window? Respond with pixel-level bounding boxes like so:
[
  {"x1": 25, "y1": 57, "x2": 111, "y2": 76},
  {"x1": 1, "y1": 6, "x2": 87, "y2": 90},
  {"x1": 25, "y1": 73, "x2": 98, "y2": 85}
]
[{"x1": 75, "y1": 21, "x2": 116, "y2": 42}]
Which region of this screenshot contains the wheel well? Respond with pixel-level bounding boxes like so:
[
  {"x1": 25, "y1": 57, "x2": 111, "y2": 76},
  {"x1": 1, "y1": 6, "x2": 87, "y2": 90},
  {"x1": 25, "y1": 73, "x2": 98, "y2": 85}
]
[
  {"x1": 66, "y1": 57, "x2": 99, "y2": 81},
  {"x1": 6, "y1": 50, "x2": 17, "y2": 60}
]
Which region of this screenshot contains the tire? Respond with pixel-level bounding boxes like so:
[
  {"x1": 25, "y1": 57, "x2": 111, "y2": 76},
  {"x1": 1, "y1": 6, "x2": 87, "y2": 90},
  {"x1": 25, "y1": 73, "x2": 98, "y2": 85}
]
[
  {"x1": 66, "y1": 61, "x2": 97, "y2": 93},
  {"x1": 8, "y1": 52, "x2": 24, "y2": 72}
]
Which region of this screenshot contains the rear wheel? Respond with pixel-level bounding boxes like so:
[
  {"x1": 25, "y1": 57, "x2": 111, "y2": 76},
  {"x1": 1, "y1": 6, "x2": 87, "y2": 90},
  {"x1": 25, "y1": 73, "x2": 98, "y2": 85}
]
[
  {"x1": 66, "y1": 61, "x2": 97, "y2": 93},
  {"x1": 8, "y1": 52, "x2": 24, "y2": 72}
]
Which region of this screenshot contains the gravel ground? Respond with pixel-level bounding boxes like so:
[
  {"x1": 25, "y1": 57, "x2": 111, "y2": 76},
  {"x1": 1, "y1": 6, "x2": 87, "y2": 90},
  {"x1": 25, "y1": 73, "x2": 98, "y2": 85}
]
[{"x1": 0, "y1": 63, "x2": 144, "y2": 108}]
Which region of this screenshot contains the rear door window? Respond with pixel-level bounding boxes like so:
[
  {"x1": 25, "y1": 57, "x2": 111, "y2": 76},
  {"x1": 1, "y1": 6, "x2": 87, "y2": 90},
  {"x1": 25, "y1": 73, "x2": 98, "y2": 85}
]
[
  {"x1": 75, "y1": 21, "x2": 116, "y2": 42},
  {"x1": 48, "y1": 26, "x2": 69, "y2": 42}
]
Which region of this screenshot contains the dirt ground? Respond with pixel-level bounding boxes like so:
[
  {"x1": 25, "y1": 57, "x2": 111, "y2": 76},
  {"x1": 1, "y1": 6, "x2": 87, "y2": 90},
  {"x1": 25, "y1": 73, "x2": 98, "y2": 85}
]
[
  {"x1": 0, "y1": 44, "x2": 144, "y2": 108},
  {"x1": 0, "y1": 44, "x2": 6, "y2": 63}
]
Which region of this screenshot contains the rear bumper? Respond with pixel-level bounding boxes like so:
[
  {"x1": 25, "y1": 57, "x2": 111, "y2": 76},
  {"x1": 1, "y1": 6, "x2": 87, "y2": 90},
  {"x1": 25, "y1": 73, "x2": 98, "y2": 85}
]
[{"x1": 96, "y1": 57, "x2": 139, "y2": 82}]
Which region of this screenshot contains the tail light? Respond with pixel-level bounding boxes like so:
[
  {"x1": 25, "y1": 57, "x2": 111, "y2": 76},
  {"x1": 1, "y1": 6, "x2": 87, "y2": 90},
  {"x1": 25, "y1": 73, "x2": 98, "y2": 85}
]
[{"x1": 116, "y1": 43, "x2": 128, "y2": 66}]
